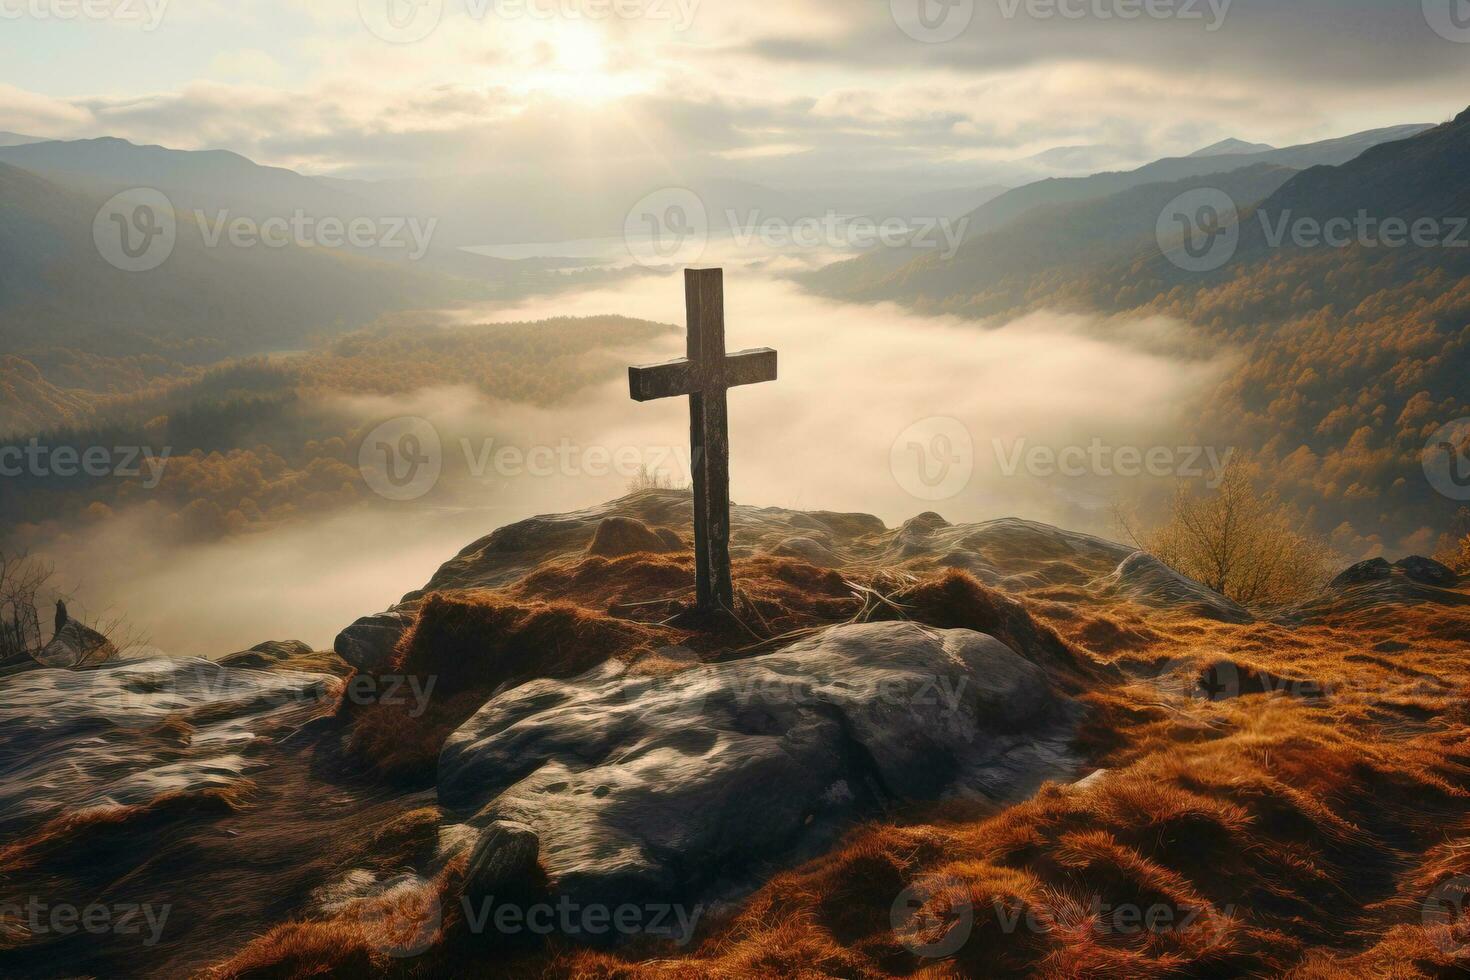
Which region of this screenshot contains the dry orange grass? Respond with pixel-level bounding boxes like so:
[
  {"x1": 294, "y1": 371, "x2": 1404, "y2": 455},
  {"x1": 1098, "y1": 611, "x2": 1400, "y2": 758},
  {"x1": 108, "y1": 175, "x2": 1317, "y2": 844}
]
[
  {"x1": 551, "y1": 591, "x2": 1470, "y2": 978},
  {"x1": 0, "y1": 784, "x2": 253, "y2": 874},
  {"x1": 206, "y1": 562, "x2": 1470, "y2": 978}
]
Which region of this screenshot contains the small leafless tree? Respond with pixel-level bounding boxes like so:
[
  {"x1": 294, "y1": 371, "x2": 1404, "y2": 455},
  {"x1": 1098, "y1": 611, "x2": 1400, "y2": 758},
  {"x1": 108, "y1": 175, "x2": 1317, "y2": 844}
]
[
  {"x1": 0, "y1": 551, "x2": 53, "y2": 666},
  {"x1": 1118, "y1": 458, "x2": 1337, "y2": 609},
  {"x1": 1435, "y1": 507, "x2": 1470, "y2": 575},
  {"x1": 627, "y1": 465, "x2": 689, "y2": 492}
]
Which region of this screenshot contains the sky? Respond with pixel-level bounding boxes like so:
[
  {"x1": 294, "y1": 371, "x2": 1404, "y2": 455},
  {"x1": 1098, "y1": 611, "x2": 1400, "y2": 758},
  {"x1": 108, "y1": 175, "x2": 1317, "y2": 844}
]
[{"x1": 3, "y1": 0, "x2": 1470, "y2": 187}]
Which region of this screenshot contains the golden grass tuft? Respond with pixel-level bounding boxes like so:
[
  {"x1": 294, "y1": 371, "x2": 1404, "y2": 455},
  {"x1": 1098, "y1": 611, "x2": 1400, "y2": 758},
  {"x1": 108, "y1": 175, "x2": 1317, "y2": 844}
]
[
  {"x1": 345, "y1": 593, "x2": 679, "y2": 784},
  {"x1": 0, "y1": 785, "x2": 253, "y2": 873}
]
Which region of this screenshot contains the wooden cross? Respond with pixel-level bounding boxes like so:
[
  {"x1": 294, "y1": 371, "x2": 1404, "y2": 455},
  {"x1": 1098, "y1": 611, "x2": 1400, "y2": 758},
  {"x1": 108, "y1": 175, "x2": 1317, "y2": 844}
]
[{"x1": 629, "y1": 269, "x2": 778, "y2": 613}]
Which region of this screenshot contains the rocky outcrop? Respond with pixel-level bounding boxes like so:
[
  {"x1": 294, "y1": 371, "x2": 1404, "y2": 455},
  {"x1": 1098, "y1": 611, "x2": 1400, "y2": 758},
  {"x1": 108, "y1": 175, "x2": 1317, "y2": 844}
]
[
  {"x1": 1394, "y1": 556, "x2": 1458, "y2": 587},
  {"x1": 0, "y1": 656, "x2": 343, "y2": 835},
  {"x1": 1098, "y1": 552, "x2": 1254, "y2": 623},
  {"x1": 1331, "y1": 557, "x2": 1393, "y2": 588},
  {"x1": 38, "y1": 618, "x2": 117, "y2": 668},
  {"x1": 1286, "y1": 555, "x2": 1469, "y2": 623},
  {"x1": 333, "y1": 491, "x2": 1236, "y2": 670},
  {"x1": 334, "y1": 609, "x2": 417, "y2": 672},
  {"x1": 439, "y1": 621, "x2": 1079, "y2": 914}
]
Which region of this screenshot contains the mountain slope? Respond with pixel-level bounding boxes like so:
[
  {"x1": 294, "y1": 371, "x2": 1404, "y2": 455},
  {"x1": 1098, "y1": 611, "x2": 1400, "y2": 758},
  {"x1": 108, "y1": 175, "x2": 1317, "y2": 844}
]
[
  {"x1": 0, "y1": 137, "x2": 369, "y2": 219},
  {"x1": 809, "y1": 123, "x2": 1432, "y2": 296},
  {"x1": 815, "y1": 164, "x2": 1297, "y2": 316},
  {"x1": 0, "y1": 161, "x2": 480, "y2": 359}
]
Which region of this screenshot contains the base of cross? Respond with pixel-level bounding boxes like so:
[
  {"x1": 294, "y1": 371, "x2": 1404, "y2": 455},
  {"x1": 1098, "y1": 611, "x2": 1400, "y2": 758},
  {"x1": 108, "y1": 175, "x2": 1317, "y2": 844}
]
[{"x1": 664, "y1": 599, "x2": 747, "y2": 634}]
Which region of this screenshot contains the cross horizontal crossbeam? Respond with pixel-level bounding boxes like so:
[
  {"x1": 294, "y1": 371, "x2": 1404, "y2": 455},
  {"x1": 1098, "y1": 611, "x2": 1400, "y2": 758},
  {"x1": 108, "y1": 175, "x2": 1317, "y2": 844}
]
[{"x1": 628, "y1": 348, "x2": 778, "y2": 402}]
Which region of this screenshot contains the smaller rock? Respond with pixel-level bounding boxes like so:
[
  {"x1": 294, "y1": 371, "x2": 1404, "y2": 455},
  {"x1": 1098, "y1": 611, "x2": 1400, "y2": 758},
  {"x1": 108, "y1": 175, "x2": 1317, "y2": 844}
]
[
  {"x1": 1101, "y1": 552, "x2": 1252, "y2": 623},
  {"x1": 463, "y1": 819, "x2": 543, "y2": 906},
  {"x1": 1330, "y1": 558, "x2": 1393, "y2": 589},
  {"x1": 1068, "y1": 769, "x2": 1108, "y2": 793},
  {"x1": 218, "y1": 640, "x2": 314, "y2": 670},
  {"x1": 39, "y1": 619, "x2": 117, "y2": 668},
  {"x1": 335, "y1": 609, "x2": 417, "y2": 672},
  {"x1": 586, "y1": 517, "x2": 680, "y2": 558},
  {"x1": 1394, "y1": 556, "x2": 1458, "y2": 588}
]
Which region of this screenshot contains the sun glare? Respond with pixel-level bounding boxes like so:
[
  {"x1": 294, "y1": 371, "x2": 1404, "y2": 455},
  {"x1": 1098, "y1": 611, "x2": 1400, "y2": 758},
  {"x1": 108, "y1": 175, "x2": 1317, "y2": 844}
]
[{"x1": 510, "y1": 21, "x2": 643, "y2": 101}]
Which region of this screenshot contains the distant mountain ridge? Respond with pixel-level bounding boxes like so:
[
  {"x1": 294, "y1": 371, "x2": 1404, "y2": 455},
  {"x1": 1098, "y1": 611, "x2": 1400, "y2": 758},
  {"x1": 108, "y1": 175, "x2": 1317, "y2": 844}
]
[
  {"x1": 806, "y1": 122, "x2": 1433, "y2": 297},
  {"x1": 1190, "y1": 138, "x2": 1275, "y2": 158}
]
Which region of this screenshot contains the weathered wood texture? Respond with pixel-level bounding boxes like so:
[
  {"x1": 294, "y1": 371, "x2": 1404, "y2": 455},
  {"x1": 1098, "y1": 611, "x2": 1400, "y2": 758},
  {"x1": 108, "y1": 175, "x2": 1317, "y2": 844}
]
[{"x1": 627, "y1": 268, "x2": 778, "y2": 611}]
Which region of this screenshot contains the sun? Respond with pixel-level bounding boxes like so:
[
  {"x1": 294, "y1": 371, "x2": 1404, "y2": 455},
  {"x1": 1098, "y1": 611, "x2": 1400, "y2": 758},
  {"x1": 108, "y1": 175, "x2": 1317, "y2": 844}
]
[
  {"x1": 550, "y1": 22, "x2": 608, "y2": 74},
  {"x1": 510, "y1": 21, "x2": 644, "y2": 102}
]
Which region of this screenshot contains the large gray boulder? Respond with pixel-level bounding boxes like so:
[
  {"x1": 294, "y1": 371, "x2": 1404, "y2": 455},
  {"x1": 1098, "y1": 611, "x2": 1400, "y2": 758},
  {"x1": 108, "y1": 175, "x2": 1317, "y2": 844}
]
[{"x1": 439, "y1": 621, "x2": 1079, "y2": 913}]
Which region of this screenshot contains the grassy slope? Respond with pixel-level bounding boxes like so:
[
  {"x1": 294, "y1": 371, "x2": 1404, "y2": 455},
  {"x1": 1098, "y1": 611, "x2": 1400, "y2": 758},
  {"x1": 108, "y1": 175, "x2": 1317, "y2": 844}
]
[{"x1": 188, "y1": 542, "x2": 1470, "y2": 979}]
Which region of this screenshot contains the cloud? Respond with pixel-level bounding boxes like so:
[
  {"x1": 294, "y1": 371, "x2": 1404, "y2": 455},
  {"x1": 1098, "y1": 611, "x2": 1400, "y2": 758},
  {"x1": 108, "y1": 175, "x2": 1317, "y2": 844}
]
[{"x1": 2, "y1": 0, "x2": 1467, "y2": 192}]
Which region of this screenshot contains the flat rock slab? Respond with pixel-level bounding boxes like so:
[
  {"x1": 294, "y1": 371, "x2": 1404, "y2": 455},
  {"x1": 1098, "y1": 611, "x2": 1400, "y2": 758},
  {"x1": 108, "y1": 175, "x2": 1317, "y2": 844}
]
[
  {"x1": 439, "y1": 621, "x2": 1079, "y2": 912},
  {"x1": 0, "y1": 657, "x2": 341, "y2": 834}
]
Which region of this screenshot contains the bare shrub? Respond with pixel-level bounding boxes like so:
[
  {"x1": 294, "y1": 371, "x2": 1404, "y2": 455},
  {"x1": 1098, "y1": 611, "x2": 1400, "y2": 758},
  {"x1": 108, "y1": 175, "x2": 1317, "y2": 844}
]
[
  {"x1": 626, "y1": 465, "x2": 688, "y2": 492},
  {"x1": 1120, "y1": 458, "x2": 1337, "y2": 609},
  {"x1": 0, "y1": 552, "x2": 52, "y2": 666},
  {"x1": 1434, "y1": 508, "x2": 1470, "y2": 575}
]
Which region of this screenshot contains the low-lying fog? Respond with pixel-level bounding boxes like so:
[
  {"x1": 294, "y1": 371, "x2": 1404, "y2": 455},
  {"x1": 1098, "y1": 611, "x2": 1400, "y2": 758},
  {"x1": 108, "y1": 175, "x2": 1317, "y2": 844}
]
[{"x1": 48, "y1": 250, "x2": 1235, "y2": 656}]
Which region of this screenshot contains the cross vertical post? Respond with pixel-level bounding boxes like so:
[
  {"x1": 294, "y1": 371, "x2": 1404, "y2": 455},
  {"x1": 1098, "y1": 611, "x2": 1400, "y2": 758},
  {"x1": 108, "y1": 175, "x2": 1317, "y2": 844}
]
[
  {"x1": 628, "y1": 268, "x2": 778, "y2": 615},
  {"x1": 686, "y1": 268, "x2": 732, "y2": 610}
]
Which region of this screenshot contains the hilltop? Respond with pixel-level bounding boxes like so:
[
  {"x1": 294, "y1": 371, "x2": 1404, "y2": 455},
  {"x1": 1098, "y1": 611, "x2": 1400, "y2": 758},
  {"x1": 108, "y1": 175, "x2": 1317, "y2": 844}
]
[{"x1": 0, "y1": 492, "x2": 1466, "y2": 978}]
